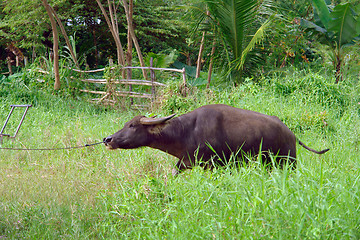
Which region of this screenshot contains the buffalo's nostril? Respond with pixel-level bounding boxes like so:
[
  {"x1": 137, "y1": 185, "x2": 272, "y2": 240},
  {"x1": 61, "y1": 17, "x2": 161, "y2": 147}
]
[{"x1": 103, "y1": 137, "x2": 112, "y2": 143}]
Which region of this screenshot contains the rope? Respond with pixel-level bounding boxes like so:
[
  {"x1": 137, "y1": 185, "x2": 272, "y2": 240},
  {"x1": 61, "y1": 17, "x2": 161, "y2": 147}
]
[{"x1": 0, "y1": 141, "x2": 103, "y2": 151}]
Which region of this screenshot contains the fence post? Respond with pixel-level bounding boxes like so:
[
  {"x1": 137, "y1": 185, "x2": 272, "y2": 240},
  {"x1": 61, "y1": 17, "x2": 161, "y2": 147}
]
[
  {"x1": 182, "y1": 67, "x2": 186, "y2": 85},
  {"x1": 127, "y1": 66, "x2": 133, "y2": 106},
  {"x1": 150, "y1": 57, "x2": 156, "y2": 101}
]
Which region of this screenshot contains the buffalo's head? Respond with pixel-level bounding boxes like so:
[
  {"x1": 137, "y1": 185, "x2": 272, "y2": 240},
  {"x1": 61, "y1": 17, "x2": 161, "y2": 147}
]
[{"x1": 103, "y1": 114, "x2": 176, "y2": 150}]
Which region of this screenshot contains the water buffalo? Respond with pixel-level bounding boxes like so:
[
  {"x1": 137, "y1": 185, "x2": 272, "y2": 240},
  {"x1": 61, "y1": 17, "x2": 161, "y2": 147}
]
[{"x1": 103, "y1": 104, "x2": 329, "y2": 175}]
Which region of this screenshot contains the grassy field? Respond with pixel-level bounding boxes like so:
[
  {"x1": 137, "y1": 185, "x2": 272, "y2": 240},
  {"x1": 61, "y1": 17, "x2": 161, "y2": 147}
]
[{"x1": 0, "y1": 70, "x2": 360, "y2": 239}]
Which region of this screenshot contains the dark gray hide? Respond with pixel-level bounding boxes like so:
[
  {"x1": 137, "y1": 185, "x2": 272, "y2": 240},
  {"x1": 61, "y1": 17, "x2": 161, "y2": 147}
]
[{"x1": 103, "y1": 104, "x2": 329, "y2": 175}]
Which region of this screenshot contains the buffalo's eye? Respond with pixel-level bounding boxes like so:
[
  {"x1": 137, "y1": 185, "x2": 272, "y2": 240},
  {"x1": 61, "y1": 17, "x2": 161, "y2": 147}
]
[{"x1": 129, "y1": 123, "x2": 135, "y2": 128}]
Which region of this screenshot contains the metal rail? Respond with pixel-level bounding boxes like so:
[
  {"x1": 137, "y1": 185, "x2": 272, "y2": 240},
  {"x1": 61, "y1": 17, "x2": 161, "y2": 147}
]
[{"x1": 0, "y1": 105, "x2": 32, "y2": 143}]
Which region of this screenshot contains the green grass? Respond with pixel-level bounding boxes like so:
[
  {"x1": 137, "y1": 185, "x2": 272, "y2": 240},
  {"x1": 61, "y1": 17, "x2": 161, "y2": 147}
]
[{"x1": 0, "y1": 70, "x2": 359, "y2": 239}]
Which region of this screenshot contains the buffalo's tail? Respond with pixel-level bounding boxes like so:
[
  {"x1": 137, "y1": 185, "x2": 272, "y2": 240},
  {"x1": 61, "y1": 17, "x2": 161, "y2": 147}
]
[{"x1": 299, "y1": 140, "x2": 329, "y2": 154}]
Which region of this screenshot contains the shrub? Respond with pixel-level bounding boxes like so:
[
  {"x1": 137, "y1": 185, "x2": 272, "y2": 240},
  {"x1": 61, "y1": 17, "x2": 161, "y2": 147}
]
[{"x1": 270, "y1": 71, "x2": 352, "y2": 110}]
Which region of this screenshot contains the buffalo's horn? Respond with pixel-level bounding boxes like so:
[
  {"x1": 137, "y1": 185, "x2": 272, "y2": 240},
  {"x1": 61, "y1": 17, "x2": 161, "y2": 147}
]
[{"x1": 140, "y1": 114, "x2": 176, "y2": 125}]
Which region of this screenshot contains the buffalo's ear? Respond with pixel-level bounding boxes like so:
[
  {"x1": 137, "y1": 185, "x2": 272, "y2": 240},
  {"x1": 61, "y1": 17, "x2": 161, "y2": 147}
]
[{"x1": 140, "y1": 114, "x2": 176, "y2": 125}]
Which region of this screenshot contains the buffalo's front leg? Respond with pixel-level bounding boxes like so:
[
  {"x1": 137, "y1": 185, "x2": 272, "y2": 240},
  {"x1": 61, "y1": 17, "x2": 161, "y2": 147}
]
[{"x1": 172, "y1": 157, "x2": 196, "y2": 176}]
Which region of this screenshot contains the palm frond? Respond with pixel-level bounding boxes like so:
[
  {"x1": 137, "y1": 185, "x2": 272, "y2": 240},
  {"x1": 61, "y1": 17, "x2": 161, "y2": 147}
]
[
  {"x1": 181, "y1": 3, "x2": 209, "y2": 36},
  {"x1": 235, "y1": 15, "x2": 274, "y2": 70},
  {"x1": 205, "y1": 0, "x2": 258, "y2": 59}
]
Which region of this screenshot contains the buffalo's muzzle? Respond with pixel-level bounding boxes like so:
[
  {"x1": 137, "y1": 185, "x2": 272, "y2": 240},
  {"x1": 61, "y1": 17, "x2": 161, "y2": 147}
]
[{"x1": 103, "y1": 137, "x2": 112, "y2": 145}]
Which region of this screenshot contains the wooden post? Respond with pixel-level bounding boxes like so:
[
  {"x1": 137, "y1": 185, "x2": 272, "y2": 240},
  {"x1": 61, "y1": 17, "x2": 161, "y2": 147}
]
[
  {"x1": 181, "y1": 67, "x2": 187, "y2": 97},
  {"x1": 126, "y1": 15, "x2": 133, "y2": 106},
  {"x1": 182, "y1": 67, "x2": 186, "y2": 85},
  {"x1": 150, "y1": 57, "x2": 156, "y2": 101},
  {"x1": 128, "y1": 66, "x2": 133, "y2": 105}
]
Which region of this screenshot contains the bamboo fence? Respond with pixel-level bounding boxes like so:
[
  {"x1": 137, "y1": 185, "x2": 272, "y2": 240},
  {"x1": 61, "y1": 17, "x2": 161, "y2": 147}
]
[{"x1": 71, "y1": 62, "x2": 186, "y2": 108}]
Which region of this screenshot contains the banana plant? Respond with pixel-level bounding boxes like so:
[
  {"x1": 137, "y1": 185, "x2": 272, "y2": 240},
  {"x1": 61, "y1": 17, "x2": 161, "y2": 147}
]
[{"x1": 301, "y1": 0, "x2": 360, "y2": 83}]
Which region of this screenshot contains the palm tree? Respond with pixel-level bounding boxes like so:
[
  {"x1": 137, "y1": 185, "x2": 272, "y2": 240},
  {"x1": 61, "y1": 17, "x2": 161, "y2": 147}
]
[{"x1": 203, "y1": 0, "x2": 274, "y2": 83}]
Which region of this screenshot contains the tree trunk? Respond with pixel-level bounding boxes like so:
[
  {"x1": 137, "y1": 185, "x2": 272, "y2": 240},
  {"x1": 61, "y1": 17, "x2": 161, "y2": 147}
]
[
  {"x1": 126, "y1": 0, "x2": 133, "y2": 69},
  {"x1": 107, "y1": 0, "x2": 119, "y2": 43},
  {"x1": 207, "y1": 38, "x2": 216, "y2": 88},
  {"x1": 6, "y1": 57, "x2": 12, "y2": 75},
  {"x1": 96, "y1": 0, "x2": 125, "y2": 66},
  {"x1": 42, "y1": 0, "x2": 60, "y2": 90},
  {"x1": 126, "y1": 0, "x2": 133, "y2": 105},
  {"x1": 335, "y1": 55, "x2": 342, "y2": 84},
  {"x1": 122, "y1": 0, "x2": 148, "y2": 80},
  {"x1": 91, "y1": 25, "x2": 99, "y2": 67},
  {"x1": 196, "y1": 31, "x2": 206, "y2": 78},
  {"x1": 48, "y1": 5, "x2": 79, "y2": 69}
]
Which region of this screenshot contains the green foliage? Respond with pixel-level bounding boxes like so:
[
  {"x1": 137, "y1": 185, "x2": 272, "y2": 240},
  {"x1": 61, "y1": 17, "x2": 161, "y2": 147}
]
[
  {"x1": 132, "y1": 0, "x2": 189, "y2": 54},
  {"x1": 0, "y1": 0, "x2": 189, "y2": 69},
  {"x1": 144, "y1": 50, "x2": 178, "y2": 68},
  {"x1": 271, "y1": 71, "x2": 351, "y2": 108},
  {"x1": 264, "y1": 0, "x2": 318, "y2": 70},
  {"x1": 302, "y1": 2, "x2": 360, "y2": 46},
  {"x1": 157, "y1": 81, "x2": 197, "y2": 113},
  {"x1": 301, "y1": 1, "x2": 360, "y2": 82},
  {"x1": 0, "y1": 0, "x2": 47, "y2": 49},
  {"x1": 0, "y1": 56, "x2": 89, "y2": 101},
  {"x1": 196, "y1": 0, "x2": 275, "y2": 82},
  {"x1": 329, "y1": 3, "x2": 360, "y2": 46},
  {"x1": 312, "y1": 0, "x2": 331, "y2": 29}
]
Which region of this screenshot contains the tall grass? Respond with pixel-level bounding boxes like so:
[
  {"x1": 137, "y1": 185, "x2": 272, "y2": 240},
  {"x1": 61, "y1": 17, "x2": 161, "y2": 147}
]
[{"x1": 0, "y1": 69, "x2": 359, "y2": 239}]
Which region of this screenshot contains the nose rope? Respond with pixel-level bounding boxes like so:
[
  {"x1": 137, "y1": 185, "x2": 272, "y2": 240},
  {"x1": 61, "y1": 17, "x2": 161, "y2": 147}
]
[{"x1": 0, "y1": 141, "x2": 103, "y2": 151}]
